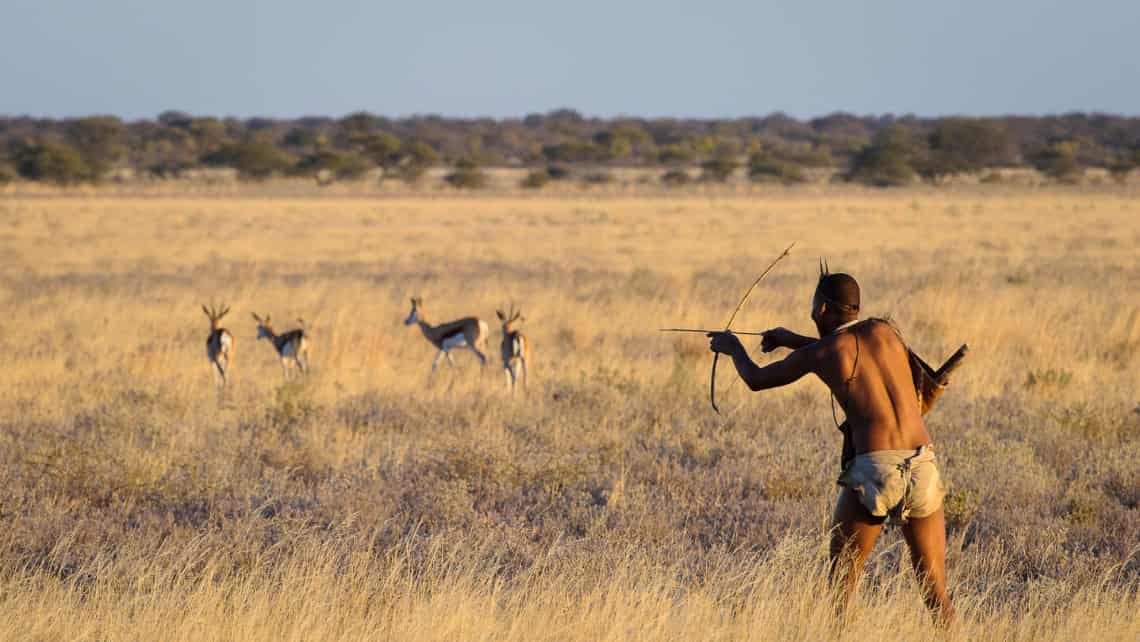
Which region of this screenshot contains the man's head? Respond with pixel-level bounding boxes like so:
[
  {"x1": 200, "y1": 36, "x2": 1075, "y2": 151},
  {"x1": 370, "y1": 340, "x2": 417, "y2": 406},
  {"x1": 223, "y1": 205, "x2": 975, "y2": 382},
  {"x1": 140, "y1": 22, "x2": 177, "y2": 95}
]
[{"x1": 812, "y1": 271, "x2": 860, "y2": 335}]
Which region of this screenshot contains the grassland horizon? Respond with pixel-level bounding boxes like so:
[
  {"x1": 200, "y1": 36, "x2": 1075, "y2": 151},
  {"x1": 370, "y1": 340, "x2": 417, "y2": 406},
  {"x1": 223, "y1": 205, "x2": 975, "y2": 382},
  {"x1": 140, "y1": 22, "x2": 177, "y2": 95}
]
[{"x1": 0, "y1": 186, "x2": 1137, "y2": 640}]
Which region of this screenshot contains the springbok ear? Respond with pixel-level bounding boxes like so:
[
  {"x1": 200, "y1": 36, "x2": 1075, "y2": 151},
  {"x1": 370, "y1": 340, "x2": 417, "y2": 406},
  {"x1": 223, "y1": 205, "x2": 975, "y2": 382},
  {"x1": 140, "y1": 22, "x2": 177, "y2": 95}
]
[
  {"x1": 251, "y1": 313, "x2": 260, "y2": 323},
  {"x1": 203, "y1": 304, "x2": 211, "y2": 318},
  {"x1": 496, "y1": 310, "x2": 505, "y2": 321}
]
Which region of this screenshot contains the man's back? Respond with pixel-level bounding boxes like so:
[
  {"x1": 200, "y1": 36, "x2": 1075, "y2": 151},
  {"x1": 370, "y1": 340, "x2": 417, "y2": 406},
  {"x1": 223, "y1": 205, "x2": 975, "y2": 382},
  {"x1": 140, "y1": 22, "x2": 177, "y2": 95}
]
[{"x1": 816, "y1": 320, "x2": 932, "y2": 454}]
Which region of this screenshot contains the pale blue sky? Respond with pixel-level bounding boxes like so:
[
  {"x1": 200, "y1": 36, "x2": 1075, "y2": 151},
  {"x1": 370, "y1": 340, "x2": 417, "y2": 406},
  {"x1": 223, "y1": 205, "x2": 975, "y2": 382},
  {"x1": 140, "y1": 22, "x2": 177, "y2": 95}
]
[{"x1": 2, "y1": 0, "x2": 1138, "y2": 119}]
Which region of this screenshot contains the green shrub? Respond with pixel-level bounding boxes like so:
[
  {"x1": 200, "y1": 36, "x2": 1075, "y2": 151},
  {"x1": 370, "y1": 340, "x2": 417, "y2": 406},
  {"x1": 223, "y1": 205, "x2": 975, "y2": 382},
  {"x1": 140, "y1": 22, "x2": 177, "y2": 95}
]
[
  {"x1": 846, "y1": 126, "x2": 919, "y2": 187},
  {"x1": 15, "y1": 141, "x2": 93, "y2": 184},
  {"x1": 445, "y1": 157, "x2": 487, "y2": 189},
  {"x1": 1033, "y1": 141, "x2": 1083, "y2": 183},
  {"x1": 65, "y1": 116, "x2": 126, "y2": 177},
  {"x1": 202, "y1": 140, "x2": 294, "y2": 179},
  {"x1": 748, "y1": 152, "x2": 805, "y2": 184},
  {"x1": 656, "y1": 145, "x2": 695, "y2": 165},
  {"x1": 700, "y1": 156, "x2": 739, "y2": 182},
  {"x1": 921, "y1": 118, "x2": 1017, "y2": 178},
  {"x1": 396, "y1": 141, "x2": 439, "y2": 184},
  {"x1": 353, "y1": 131, "x2": 402, "y2": 169},
  {"x1": 294, "y1": 151, "x2": 372, "y2": 180}
]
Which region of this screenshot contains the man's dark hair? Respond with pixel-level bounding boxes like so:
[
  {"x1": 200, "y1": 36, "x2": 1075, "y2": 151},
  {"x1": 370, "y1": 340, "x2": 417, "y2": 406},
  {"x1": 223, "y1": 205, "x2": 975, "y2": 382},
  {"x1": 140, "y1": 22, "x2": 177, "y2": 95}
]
[{"x1": 816, "y1": 272, "x2": 860, "y2": 314}]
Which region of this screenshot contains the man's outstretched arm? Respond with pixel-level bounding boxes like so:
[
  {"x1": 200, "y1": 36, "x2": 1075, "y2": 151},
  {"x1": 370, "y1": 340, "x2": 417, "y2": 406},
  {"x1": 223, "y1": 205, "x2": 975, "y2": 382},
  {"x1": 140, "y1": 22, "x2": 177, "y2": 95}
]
[
  {"x1": 760, "y1": 327, "x2": 818, "y2": 352},
  {"x1": 709, "y1": 332, "x2": 818, "y2": 391}
]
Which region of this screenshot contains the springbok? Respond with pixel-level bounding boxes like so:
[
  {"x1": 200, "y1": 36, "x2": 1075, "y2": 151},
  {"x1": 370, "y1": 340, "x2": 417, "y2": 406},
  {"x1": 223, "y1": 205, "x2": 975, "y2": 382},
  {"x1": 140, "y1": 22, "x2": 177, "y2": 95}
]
[
  {"x1": 496, "y1": 305, "x2": 529, "y2": 392},
  {"x1": 252, "y1": 313, "x2": 310, "y2": 379},
  {"x1": 202, "y1": 303, "x2": 234, "y2": 388},
  {"x1": 403, "y1": 297, "x2": 489, "y2": 373}
]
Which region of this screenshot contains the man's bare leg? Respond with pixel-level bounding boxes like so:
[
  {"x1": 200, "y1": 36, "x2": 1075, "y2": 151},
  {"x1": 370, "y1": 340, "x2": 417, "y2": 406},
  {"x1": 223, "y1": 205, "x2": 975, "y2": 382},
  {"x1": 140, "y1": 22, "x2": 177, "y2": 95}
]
[
  {"x1": 901, "y1": 508, "x2": 955, "y2": 627},
  {"x1": 830, "y1": 488, "x2": 885, "y2": 622}
]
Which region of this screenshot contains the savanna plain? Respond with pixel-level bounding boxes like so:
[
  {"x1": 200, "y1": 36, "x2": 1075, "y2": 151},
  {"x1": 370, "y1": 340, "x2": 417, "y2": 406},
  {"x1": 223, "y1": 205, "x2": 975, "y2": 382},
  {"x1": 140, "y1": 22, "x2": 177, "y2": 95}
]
[{"x1": 0, "y1": 187, "x2": 1137, "y2": 641}]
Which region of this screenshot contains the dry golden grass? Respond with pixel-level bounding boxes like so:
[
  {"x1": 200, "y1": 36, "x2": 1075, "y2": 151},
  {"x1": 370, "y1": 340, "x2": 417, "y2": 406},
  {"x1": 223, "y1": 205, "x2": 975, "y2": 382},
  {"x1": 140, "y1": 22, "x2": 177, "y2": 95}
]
[{"x1": 0, "y1": 187, "x2": 1137, "y2": 640}]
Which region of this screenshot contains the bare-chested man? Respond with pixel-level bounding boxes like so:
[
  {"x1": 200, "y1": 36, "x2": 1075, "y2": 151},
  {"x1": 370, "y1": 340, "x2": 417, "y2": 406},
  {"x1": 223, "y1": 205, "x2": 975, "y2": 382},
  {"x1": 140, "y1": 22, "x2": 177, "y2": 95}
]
[{"x1": 707, "y1": 271, "x2": 955, "y2": 626}]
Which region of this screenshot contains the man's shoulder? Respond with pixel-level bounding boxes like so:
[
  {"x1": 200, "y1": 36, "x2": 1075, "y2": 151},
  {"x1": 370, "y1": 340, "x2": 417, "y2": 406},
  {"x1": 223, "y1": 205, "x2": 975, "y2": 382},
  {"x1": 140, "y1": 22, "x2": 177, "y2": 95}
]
[
  {"x1": 807, "y1": 331, "x2": 846, "y2": 358},
  {"x1": 822, "y1": 319, "x2": 898, "y2": 356},
  {"x1": 852, "y1": 318, "x2": 901, "y2": 341}
]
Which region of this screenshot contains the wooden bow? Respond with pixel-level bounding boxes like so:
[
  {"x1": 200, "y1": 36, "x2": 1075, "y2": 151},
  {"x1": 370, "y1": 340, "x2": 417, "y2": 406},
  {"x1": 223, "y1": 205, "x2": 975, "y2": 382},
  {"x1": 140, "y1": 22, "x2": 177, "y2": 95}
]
[{"x1": 708, "y1": 242, "x2": 795, "y2": 413}]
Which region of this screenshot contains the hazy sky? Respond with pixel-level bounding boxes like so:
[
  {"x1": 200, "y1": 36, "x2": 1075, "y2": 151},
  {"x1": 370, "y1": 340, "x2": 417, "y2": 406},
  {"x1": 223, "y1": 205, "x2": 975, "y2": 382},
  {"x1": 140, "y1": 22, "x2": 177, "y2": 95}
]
[{"x1": 3, "y1": 0, "x2": 1138, "y2": 119}]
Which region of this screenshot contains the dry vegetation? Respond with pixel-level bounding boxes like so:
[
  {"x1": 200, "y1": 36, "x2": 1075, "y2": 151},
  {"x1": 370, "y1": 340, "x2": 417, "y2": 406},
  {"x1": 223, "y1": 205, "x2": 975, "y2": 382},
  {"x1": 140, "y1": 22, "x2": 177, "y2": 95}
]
[{"x1": 0, "y1": 187, "x2": 1137, "y2": 640}]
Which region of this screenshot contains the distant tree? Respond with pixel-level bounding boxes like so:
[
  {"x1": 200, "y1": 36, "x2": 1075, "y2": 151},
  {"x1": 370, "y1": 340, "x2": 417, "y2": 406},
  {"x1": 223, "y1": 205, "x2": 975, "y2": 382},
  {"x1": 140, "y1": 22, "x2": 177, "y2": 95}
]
[
  {"x1": 1032, "y1": 140, "x2": 1082, "y2": 183},
  {"x1": 748, "y1": 151, "x2": 806, "y2": 184},
  {"x1": 542, "y1": 141, "x2": 604, "y2": 163},
  {"x1": 353, "y1": 131, "x2": 402, "y2": 170},
  {"x1": 445, "y1": 157, "x2": 486, "y2": 188},
  {"x1": 921, "y1": 118, "x2": 1017, "y2": 178},
  {"x1": 545, "y1": 164, "x2": 570, "y2": 180},
  {"x1": 14, "y1": 141, "x2": 93, "y2": 184},
  {"x1": 700, "y1": 141, "x2": 741, "y2": 182},
  {"x1": 1108, "y1": 147, "x2": 1139, "y2": 182},
  {"x1": 284, "y1": 127, "x2": 326, "y2": 150},
  {"x1": 140, "y1": 131, "x2": 200, "y2": 177},
  {"x1": 189, "y1": 118, "x2": 228, "y2": 153},
  {"x1": 202, "y1": 140, "x2": 294, "y2": 179},
  {"x1": 543, "y1": 109, "x2": 585, "y2": 135},
  {"x1": 293, "y1": 150, "x2": 371, "y2": 180},
  {"x1": 687, "y1": 136, "x2": 719, "y2": 157},
  {"x1": 65, "y1": 116, "x2": 126, "y2": 177},
  {"x1": 656, "y1": 144, "x2": 694, "y2": 165},
  {"x1": 157, "y1": 110, "x2": 194, "y2": 129},
  {"x1": 593, "y1": 131, "x2": 632, "y2": 161},
  {"x1": 700, "y1": 157, "x2": 738, "y2": 182},
  {"x1": 405, "y1": 140, "x2": 438, "y2": 166},
  {"x1": 339, "y1": 112, "x2": 381, "y2": 136},
  {"x1": 846, "y1": 125, "x2": 920, "y2": 187},
  {"x1": 791, "y1": 143, "x2": 834, "y2": 168},
  {"x1": 395, "y1": 140, "x2": 439, "y2": 183}
]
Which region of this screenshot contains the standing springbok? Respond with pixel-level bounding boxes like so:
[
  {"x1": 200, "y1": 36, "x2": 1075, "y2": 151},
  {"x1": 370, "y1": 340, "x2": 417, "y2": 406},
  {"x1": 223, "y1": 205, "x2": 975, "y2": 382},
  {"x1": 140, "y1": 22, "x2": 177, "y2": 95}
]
[
  {"x1": 496, "y1": 305, "x2": 529, "y2": 392},
  {"x1": 202, "y1": 303, "x2": 234, "y2": 388},
  {"x1": 404, "y1": 297, "x2": 489, "y2": 373},
  {"x1": 252, "y1": 313, "x2": 310, "y2": 379}
]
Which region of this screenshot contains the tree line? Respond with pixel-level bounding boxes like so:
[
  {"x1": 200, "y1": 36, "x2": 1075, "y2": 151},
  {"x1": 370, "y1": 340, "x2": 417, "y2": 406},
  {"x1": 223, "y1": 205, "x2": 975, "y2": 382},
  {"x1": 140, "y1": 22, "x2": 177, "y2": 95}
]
[{"x1": 1, "y1": 109, "x2": 1138, "y2": 186}]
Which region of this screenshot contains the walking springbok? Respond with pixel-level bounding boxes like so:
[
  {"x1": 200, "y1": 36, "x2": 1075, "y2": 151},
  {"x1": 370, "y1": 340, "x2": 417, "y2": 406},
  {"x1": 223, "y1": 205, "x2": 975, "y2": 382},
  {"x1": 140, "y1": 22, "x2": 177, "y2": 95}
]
[
  {"x1": 403, "y1": 297, "x2": 489, "y2": 373},
  {"x1": 252, "y1": 313, "x2": 310, "y2": 379},
  {"x1": 496, "y1": 305, "x2": 529, "y2": 392},
  {"x1": 202, "y1": 303, "x2": 234, "y2": 388}
]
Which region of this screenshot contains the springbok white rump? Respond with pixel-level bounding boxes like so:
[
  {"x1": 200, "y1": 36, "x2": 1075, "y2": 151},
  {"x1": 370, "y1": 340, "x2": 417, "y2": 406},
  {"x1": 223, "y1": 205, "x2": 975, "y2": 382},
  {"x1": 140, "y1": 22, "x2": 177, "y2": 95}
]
[
  {"x1": 496, "y1": 305, "x2": 529, "y2": 392},
  {"x1": 251, "y1": 313, "x2": 310, "y2": 379},
  {"x1": 404, "y1": 297, "x2": 489, "y2": 373},
  {"x1": 202, "y1": 303, "x2": 234, "y2": 388}
]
